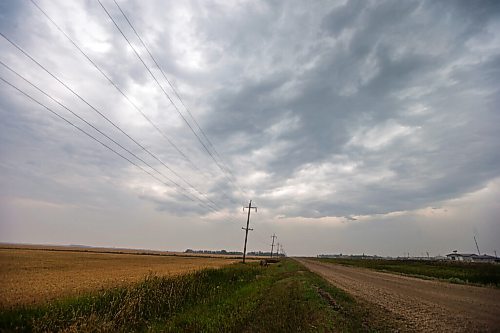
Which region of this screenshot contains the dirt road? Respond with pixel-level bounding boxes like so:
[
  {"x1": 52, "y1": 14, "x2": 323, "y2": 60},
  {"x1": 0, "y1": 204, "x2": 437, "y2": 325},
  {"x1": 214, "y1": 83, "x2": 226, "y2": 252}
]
[{"x1": 297, "y1": 258, "x2": 500, "y2": 332}]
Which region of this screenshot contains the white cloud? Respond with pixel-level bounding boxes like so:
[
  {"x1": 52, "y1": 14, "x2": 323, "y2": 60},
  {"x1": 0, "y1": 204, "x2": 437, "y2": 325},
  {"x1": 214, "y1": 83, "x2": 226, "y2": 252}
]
[
  {"x1": 348, "y1": 120, "x2": 416, "y2": 150},
  {"x1": 0, "y1": 0, "x2": 499, "y2": 255}
]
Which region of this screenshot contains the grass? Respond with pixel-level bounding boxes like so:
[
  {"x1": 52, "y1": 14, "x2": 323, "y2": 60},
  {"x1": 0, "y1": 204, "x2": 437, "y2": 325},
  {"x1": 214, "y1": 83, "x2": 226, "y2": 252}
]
[
  {"x1": 317, "y1": 258, "x2": 500, "y2": 286},
  {"x1": 0, "y1": 259, "x2": 400, "y2": 332}
]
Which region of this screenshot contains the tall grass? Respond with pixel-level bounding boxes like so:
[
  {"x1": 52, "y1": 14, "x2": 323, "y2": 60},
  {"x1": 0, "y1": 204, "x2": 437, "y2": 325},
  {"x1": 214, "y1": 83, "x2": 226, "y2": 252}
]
[{"x1": 0, "y1": 265, "x2": 259, "y2": 332}]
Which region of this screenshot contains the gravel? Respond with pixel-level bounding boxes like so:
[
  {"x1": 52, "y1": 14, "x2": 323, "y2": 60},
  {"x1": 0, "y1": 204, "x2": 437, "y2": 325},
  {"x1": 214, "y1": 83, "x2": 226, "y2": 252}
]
[{"x1": 297, "y1": 258, "x2": 500, "y2": 332}]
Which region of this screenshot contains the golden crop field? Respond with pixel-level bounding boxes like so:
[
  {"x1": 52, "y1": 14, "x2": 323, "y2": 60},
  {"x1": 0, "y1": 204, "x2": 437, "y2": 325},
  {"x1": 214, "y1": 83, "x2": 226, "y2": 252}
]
[{"x1": 0, "y1": 246, "x2": 238, "y2": 308}]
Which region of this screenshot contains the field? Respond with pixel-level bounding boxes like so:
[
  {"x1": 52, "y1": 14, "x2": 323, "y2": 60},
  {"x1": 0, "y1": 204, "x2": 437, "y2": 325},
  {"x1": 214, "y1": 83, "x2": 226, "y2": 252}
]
[
  {"x1": 0, "y1": 258, "x2": 398, "y2": 332},
  {"x1": 4, "y1": 247, "x2": 498, "y2": 332},
  {"x1": 316, "y1": 258, "x2": 500, "y2": 286},
  {"x1": 0, "y1": 246, "x2": 238, "y2": 308}
]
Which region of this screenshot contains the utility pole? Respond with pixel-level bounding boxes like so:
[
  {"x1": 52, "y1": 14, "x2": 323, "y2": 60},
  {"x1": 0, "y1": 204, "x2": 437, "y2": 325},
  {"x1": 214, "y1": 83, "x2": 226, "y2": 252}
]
[
  {"x1": 474, "y1": 236, "x2": 481, "y2": 255},
  {"x1": 270, "y1": 234, "x2": 277, "y2": 258},
  {"x1": 276, "y1": 242, "x2": 280, "y2": 258},
  {"x1": 242, "y1": 200, "x2": 257, "y2": 264}
]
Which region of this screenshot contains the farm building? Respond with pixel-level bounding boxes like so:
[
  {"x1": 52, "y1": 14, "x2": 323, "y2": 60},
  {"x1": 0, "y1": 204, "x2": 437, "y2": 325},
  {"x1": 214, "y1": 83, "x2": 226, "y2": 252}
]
[{"x1": 446, "y1": 252, "x2": 498, "y2": 263}]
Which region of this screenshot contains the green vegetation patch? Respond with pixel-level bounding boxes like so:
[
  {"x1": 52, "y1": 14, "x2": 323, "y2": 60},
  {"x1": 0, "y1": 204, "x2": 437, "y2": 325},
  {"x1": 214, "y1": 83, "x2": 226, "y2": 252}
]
[
  {"x1": 0, "y1": 259, "x2": 400, "y2": 332},
  {"x1": 318, "y1": 258, "x2": 500, "y2": 286}
]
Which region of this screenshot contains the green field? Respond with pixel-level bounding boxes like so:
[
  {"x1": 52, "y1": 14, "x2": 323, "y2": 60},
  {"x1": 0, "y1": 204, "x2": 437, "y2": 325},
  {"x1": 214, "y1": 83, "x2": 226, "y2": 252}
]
[
  {"x1": 317, "y1": 258, "x2": 500, "y2": 286},
  {"x1": 1, "y1": 259, "x2": 400, "y2": 332}
]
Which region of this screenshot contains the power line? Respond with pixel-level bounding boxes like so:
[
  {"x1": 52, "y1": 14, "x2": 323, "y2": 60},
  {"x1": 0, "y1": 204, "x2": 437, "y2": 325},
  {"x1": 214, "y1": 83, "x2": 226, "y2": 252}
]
[
  {"x1": 250, "y1": 228, "x2": 273, "y2": 248},
  {"x1": 0, "y1": 60, "x2": 193, "y2": 202},
  {"x1": 111, "y1": 0, "x2": 245, "y2": 195},
  {"x1": 0, "y1": 75, "x2": 201, "y2": 205},
  {"x1": 255, "y1": 236, "x2": 271, "y2": 248},
  {"x1": 1, "y1": 74, "x2": 243, "y2": 226},
  {"x1": 28, "y1": 0, "x2": 234, "y2": 208},
  {"x1": 0, "y1": 61, "x2": 226, "y2": 214},
  {"x1": 97, "y1": 0, "x2": 243, "y2": 196},
  {"x1": 0, "y1": 67, "x2": 230, "y2": 216},
  {"x1": 31, "y1": 1, "x2": 240, "y2": 211},
  {"x1": 0, "y1": 31, "x2": 222, "y2": 213}
]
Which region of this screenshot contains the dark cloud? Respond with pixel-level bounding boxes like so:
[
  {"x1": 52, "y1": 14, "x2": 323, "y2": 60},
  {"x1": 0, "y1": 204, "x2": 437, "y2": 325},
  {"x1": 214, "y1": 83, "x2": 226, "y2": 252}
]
[{"x1": 1, "y1": 0, "x2": 499, "y2": 255}]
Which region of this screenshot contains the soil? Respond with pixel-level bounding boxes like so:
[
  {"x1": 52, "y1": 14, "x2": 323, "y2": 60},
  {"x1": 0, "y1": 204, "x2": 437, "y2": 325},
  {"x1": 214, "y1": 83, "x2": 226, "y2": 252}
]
[{"x1": 297, "y1": 258, "x2": 500, "y2": 332}]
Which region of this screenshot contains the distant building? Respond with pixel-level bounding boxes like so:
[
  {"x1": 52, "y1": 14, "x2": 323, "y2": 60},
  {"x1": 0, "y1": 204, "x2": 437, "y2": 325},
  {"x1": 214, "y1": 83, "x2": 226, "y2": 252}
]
[
  {"x1": 446, "y1": 253, "x2": 477, "y2": 262},
  {"x1": 473, "y1": 255, "x2": 499, "y2": 263},
  {"x1": 317, "y1": 253, "x2": 380, "y2": 259},
  {"x1": 446, "y1": 251, "x2": 498, "y2": 263}
]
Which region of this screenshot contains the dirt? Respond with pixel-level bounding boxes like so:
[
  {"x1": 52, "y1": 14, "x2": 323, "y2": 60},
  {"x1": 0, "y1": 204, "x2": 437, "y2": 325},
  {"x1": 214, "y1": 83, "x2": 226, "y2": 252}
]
[
  {"x1": 0, "y1": 248, "x2": 237, "y2": 308},
  {"x1": 297, "y1": 258, "x2": 500, "y2": 332}
]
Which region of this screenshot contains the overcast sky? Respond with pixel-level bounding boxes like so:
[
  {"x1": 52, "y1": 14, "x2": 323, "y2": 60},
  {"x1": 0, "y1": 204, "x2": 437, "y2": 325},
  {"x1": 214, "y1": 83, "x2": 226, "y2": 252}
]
[{"x1": 1, "y1": 0, "x2": 499, "y2": 256}]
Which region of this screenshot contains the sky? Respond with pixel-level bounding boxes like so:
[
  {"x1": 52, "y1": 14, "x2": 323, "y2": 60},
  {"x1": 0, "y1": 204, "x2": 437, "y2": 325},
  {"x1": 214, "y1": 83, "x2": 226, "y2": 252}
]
[{"x1": 0, "y1": 0, "x2": 499, "y2": 257}]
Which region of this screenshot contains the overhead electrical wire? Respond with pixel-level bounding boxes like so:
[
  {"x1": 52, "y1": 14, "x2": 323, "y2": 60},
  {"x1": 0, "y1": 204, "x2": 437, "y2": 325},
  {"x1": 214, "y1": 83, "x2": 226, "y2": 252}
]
[
  {"x1": 97, "y1": 0, "x2": 245, "y2": 198},
  {"x1": 111, "y1": 0, "x2": 244, "y2": 202},
  {"x1": 28, "y1": 1, "x2": 201, "y2": 184},
  {"x1": 0, "y1": 60, "x2": 220, "y2": 212},
  {"x1": 2, "y1": 78, "x2": 242, "y2": 227},
  {"x1": 0, "y1": 76, "x2": 203, "y2": 206},
  {"x1": 0, "y1": 31, "x2": 224, "y2": 213},
  {"x1": 112, "y1": 0, "x2": 244, "y2": 194},
  {"x1": 29, "y1": 0, "x2": 238, "y2": 208}
]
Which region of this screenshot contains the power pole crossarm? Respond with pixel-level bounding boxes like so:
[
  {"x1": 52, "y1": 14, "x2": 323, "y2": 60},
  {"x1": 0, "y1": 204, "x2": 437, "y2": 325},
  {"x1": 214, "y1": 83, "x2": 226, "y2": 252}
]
[{"x1": 242, "y1": 200, "x2": 257, "y2": 263}]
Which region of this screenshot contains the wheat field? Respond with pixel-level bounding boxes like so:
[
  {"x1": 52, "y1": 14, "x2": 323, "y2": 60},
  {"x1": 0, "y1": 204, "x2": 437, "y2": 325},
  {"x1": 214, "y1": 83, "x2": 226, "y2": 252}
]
[{"x1": 0, "y1": 245, "x2": 238, "y2": 308}]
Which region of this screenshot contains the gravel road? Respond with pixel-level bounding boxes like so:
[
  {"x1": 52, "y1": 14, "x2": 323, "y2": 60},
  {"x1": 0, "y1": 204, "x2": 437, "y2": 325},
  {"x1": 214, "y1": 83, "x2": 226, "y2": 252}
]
[{"x1": 297, "y1": 258, "x2": 500, "y2": 332}]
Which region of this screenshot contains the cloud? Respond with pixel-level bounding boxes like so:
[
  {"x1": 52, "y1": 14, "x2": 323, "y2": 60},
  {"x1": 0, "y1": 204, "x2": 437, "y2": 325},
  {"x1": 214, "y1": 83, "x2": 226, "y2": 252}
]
[{"x1": 0, "y1": 0, "x2": 499, "y2": 254}]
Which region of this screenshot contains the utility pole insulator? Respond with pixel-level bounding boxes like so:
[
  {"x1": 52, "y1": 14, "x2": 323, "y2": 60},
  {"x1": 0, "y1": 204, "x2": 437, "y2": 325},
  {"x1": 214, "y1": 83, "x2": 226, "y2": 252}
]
[{"x1": 242, "y1": 200, "x2": 257, "y2": 263}]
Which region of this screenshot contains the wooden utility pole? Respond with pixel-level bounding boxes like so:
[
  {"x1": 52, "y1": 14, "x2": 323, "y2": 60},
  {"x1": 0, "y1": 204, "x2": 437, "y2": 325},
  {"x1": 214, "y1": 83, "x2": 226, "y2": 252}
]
[
  {"x1": 474, "y1": 236, "x2": 481, "y2": 255},
  {"x1": 242, "y1": 200, "x2": 257, "y2": 263},
  {"x1": 270, "y1": 234, "x2": 277, "y2": 257}
]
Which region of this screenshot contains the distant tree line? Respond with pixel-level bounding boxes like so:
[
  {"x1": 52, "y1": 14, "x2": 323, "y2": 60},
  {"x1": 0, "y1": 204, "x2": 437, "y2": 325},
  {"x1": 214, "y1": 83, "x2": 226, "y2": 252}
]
[
  {"x1": 185, "y1": 249, "x2": 284, "y2": 257},
  {"x1": 248, "y1": 251, "x2": 285, "y2": 257},
  {"x1": 185, "y1": 249, "x2": 243, "y2": 255}
]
